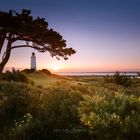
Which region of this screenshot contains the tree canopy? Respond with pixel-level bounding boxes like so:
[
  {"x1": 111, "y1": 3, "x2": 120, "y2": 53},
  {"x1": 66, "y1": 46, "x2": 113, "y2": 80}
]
[{"x1": 0, "y1": 9, "x2": 76, "y2": 73}]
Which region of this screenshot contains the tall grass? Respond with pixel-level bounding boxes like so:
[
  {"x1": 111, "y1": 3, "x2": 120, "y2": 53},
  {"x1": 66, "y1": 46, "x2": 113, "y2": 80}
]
[{"x1": 0, "y1": 75, "x2": 140, "y2": 139}]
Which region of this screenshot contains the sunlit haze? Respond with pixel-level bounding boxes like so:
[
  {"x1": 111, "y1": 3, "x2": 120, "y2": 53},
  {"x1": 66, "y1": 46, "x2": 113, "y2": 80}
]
[{"x1": 0, "y1": 0, "x2": 140, "y2": 72}]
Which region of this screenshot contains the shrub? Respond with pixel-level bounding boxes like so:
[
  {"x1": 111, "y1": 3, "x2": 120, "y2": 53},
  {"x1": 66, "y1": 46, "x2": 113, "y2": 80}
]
[
  {"x1": 40, "y1": 86, "x2": 83, "y2": 128},
  {"x1": 22, "y1": 69, "x2": 35, "y2": 73},
  {"x1": 104, "y1": 75, "x2": 114, "y2": 83},
  {"x1": 1, "y1": 68, "x2": 35, "y2": 85},
  {"x1": 0, "y1": 81, "x2": 43, "y2": 139},
  {"x1": 0, "y1": 81, "x2": 86, "y2": 140},
  {"x1": 0, "y1": 79, "x2": 139, "y2": 140},
  {"x1": 78, "y1": 92, "x2": 140, "y2": 139},
  {"x1": 1, "y1": 68, "x2": 29, "y2": 82},
  {"x1": 41, "y1": 69, "x2": 51, "y2": 75},
  {"x1": 137, "y1": 72, "x2": 140, "y2": 77},
  {"x1": 113, "y1": 72, "x2": 132, "y2": 87}
]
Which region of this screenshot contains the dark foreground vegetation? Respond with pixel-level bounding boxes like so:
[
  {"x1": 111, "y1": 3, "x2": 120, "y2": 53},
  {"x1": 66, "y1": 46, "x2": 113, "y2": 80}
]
[{"x1": 0, "y1": 70, "x2": 140, "y2": 140}]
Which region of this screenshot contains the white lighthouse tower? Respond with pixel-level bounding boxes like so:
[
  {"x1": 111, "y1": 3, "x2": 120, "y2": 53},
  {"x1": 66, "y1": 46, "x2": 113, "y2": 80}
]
[{"x1": 31, "y1": 52, "x2": 36, "y2": 70}]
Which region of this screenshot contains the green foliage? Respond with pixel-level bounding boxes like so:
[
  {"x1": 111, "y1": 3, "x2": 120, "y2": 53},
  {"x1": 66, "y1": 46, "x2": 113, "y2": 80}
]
[
  {"x1": 0, "y1": 77, "x2": 140, "y2": 139},
  {"x1": 22, "y1": 69, "x2": 36, "y2": 74},
  {"x1": 1, "y1": 68, "x2": 28, "y2": 82},
  {"x1": 1, "y1": 68, "x2": 34, "y2": 85},
  {"x1": 104, "y1": 75, "x2": 114, "y2": 83},
  {"x1": 113, "y1": 72, "x2": 132, "y2": 87},
  {"x1": 0, "y1": 81, "x2": 43, "y2": 139},
  {"x1": 78, "y1": 92, "x2": 140, "y2": 139},
  {"x1": 41, "y1": 69, "x2": 51, "y2": 75},
  {"x1": 23, "y1": 68, "x2": 52, "y2": 75},
  {"x1": 40, "y1": 84, "x2": 83, "y2": 129},
  {"x1": 0, "y1": 81, "x2": 41, "y2": 127},
  {"x1": 11, "y1": 113, "x2": 33, "y2": 138},
  {"x1": 0, "y1": 81, "x2": 86, "y2": 139}
]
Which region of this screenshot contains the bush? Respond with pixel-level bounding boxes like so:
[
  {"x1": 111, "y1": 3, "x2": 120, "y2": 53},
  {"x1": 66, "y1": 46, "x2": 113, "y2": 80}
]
[
  {"x1": 0, "y1": 81, "x2": 43, "y2": 139},
  {"x1": 40, "y1": 85, "x2": 83, "y2": 129},
  {"x1": 0, "y1": 79, "x2": 140, "y2": 140},
  {"x1": 22, "y1": 69, "x2": 35, "y2": 74},
  {"x1": 113, "y1": 72, "x2": 132, "y2": 87},
  {"x1": 78, "y1": 92, "x2": 140, "y2": 139},
  {"x1": 41, "y1": 69, "x2": 51, "y2": 75},
  {"x1": 137, "y1": 72, "x2": 140, "y2": 77},
  {"x1": 1, "y1": 68, "x2": 28, "y2": 82},
  {"x1": 1, "y1": 68, "x2": 34, "y2": 85},
  {"x1": 0, "y1": 81, "x2": 86, "y2": 140}
]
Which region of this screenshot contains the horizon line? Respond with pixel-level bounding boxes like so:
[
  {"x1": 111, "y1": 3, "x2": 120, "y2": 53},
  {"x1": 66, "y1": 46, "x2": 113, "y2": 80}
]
[{"x1": 3, "y1": 67, "x2": 140, "y2": 73}]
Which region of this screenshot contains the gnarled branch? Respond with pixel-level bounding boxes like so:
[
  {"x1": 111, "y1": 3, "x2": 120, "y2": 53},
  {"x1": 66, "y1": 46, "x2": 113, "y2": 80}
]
[{"x1": 11, "y1": 44, "x2": 48, "y2": 52}]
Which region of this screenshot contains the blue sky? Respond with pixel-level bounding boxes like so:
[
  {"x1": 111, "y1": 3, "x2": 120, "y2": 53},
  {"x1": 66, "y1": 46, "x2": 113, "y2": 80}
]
[{"x1": 0, "y1": 0, "x2": 140, "y2": 72}]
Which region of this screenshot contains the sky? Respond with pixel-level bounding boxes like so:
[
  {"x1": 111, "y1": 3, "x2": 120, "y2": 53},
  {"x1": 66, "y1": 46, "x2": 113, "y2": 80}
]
[{"x1": 0, "y1": 0, "x2": 140, "y2": 72}]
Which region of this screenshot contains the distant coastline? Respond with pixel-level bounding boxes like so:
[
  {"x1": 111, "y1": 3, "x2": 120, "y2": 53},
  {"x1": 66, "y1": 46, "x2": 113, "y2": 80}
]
[
  {"x1": 3, "y1": 67, "x2": 140, "y2": 76},
  {"x1": 55, "y1": 72, "x2": 140, "y2": 76}
]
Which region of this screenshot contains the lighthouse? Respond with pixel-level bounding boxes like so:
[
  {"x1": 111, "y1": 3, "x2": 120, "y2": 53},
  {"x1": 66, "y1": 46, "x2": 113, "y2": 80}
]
[{"x1": 31, "y1": 52, "x2": 36, "y2": 70}]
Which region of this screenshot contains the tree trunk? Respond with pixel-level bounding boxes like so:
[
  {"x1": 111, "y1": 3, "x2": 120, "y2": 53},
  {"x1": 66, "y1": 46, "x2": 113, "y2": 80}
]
[
  {"x1": 0, "y1": 39, "x2": 12, "y2": 74},
  {"x1": 0, "y1": 33, "x2": 6, "y2": 54},
  {"x1": 0, "y1": 62, "x2": 5, "y2": 74}
]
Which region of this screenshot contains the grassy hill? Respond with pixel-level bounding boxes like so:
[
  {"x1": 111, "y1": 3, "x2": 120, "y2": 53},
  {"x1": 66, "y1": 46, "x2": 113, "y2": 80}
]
[
  {"x1": 27, "y1": 71, "x2": 74, "y2": 87},
  {"x1": 27, "y1": 71, "x2": 90, "y2": 88},
  {"x1": 27, "y1": 71, "x2": 113, "y2": 88}
]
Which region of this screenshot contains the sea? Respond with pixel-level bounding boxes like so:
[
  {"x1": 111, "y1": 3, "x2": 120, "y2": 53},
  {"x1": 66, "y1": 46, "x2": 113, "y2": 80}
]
[{"x1": 55, "y1": 72, "x2": 139, "y2": 76}]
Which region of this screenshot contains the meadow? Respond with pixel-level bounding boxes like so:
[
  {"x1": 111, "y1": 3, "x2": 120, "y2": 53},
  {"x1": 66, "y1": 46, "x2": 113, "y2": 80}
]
[{"x1": 0, "y1": 70, "x2": 140, "y2": 140}]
